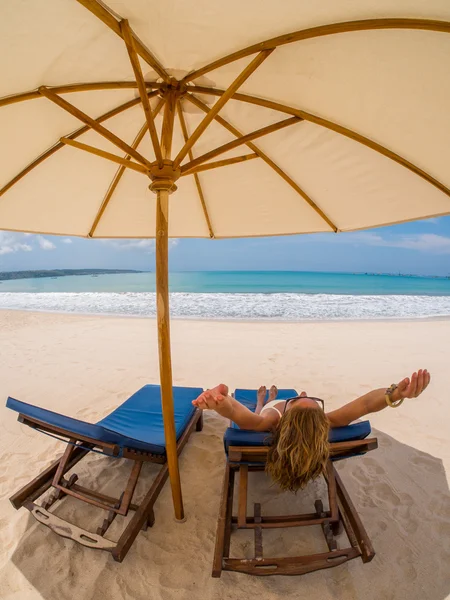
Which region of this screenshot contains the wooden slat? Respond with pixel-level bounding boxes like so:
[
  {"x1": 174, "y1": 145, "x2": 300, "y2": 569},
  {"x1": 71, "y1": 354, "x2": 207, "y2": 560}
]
[
  {"x1": 254, "y1": 503, "x2": 263, "y2": 559},
  {"x1": 180, "y1": 117, "x2": 299, "y2": 174},
  {"x1": 174, "y1": 49, "x2": 273, "y2": 168},
  {"x1": 75, "y1": 0, "x2": 170, "y2": 82},
  {"x1": 69, "y1": 483, "x2": 138, "y2": 511},
  {"x1": 177, "y1": 101, "x2": 215, "y2": 238},
  {"x1": 0, "y1": 95, "x2": 149, "y2": 198},
  {"x1": 189, "y1": 87, "x2": 450, "y2": 203},
  {"x1": 60, "y1": 138, "x2": 149, "y2": 173},
  {"x1": 120, "y1": 19, "x2": 163, "y2": 165},
  {"x1": 186, "y1": 93, "x2": 338, "y2": 232},
  {"x1": 223, "y1": 547, "x2": 359, "y2": 576},
  {"x1": 89, "y1": 97, "x2": 165, "y2": 237},
  {"x1": 181, "y1": 153, "x2": 258, "y2": 176},
  {"x1": 39, "y1": 87, "x2": 152, "y2": 167},
  {"x1": 228, "y1": 438, "x2": 378, "y2": 462},
  {"x1": 237, "y1": 465, "x2": 248, "y2": 528},
  {"x1": 183, "y1": 18, "x2": 450, "y2": 82}
]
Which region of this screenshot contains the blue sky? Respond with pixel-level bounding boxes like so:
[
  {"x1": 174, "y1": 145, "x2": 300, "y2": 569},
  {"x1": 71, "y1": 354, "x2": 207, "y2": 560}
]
[{"x1": 0, "y1": 216, "x2": 449, "y2": 276}]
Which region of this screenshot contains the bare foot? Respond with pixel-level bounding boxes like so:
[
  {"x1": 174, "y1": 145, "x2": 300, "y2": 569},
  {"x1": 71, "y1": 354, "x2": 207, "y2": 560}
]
[
  {"x1": 257, "y1": 385, "x2": 267, "y2": 405},
  {"x1": 268, "y1": 385, "x2": 278, "y2": 401}
]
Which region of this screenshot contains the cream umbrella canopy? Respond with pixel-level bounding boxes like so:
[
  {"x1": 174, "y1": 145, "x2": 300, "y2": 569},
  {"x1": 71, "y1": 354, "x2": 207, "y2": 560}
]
[{"x1": 1, "y1": 0, "x2": 450, "y2": 520}]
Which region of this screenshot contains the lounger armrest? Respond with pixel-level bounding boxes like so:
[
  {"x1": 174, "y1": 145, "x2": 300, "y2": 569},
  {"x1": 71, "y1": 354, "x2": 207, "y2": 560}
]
[
  {"x1": 18, "y1": 414, "x2": 121, "y2": 456},
  {"x1": 228, "y1": 438, "x2": 378, "y2": 464}
]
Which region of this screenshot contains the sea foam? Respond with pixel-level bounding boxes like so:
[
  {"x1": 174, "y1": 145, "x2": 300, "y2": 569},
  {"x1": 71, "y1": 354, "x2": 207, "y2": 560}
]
[{"x1": 0, "y1": 292, "x2": 449, "y2": 321}]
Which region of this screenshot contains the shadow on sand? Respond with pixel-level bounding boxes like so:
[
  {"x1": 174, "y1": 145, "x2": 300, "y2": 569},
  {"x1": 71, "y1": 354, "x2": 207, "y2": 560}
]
[{"x1": 5, "y1": 427, "x2": 450, "y2": 600}]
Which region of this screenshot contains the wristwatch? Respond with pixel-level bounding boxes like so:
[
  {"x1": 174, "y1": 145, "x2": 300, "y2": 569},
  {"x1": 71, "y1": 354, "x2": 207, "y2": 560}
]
[{"x1": 385, "y1": 383, "x2": 404, "y2": 408}]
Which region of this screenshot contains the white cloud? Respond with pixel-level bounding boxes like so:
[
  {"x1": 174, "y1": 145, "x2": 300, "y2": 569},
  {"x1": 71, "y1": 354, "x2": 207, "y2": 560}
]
[
  {"x1": 62, "y1": 238, "x2": 73, "y2": 244},
  {"x1": 392, "y1": 233, "x2": 450, "y2": 253},
  {"x1": 313, "y1": 231, "x2": 450, "y2": 254},
  {"x1": 0, "y1": 232, "x2": 32, "y2": 255},
  {"x1": 37, "y1": 236, "x2": 56, "y2": 250},
  {"x1": 98, "y1": 238, "x2": 179, "y2": 253}
]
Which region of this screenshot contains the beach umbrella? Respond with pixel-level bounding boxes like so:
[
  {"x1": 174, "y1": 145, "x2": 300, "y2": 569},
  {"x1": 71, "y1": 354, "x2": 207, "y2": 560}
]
[{"x1": 1, "y1": 0, "x2": 449, "y2": 520}]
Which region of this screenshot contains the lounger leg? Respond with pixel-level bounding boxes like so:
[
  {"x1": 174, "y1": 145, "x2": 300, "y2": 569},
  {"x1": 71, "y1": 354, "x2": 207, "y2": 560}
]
[
  {"x1": 141, "y1": 508, "x2": 155, "y2": 531},
  {"x1": 9, "y1": 445, "x2": 90, "y2": 509},
  {"x1": 334, "y1": 467, "x2": 375, "y2": 563},
  {"x1": 196, "y1": 412, "x2": 204, "y2": 431},
  {"x1": 112, "y1": 463, "x2": 169, "y2": 562},
  {"x1": 212, "y1": 463, "x2": 233, "y2": 577},
  {"x1": 237, "y1": 465, "x2": 248, "y2": 528},
  {"x1": 315, "y1": 500, "x2": 338, "y2": 552}
]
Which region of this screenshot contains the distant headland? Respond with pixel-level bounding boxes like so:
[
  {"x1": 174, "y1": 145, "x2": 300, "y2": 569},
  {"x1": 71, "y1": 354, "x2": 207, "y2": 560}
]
[{"x1": 0, "y1": 269, "x2": 143, "y2": 281}]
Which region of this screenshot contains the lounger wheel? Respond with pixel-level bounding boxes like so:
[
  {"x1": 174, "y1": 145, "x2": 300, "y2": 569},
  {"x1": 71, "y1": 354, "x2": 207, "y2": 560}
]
[
  {"x1": 314, "y1": 499, "x2": 324, "y2": 515},
  {"x1": 331, "y1": 519, "x2": 344, "y2": 536}
]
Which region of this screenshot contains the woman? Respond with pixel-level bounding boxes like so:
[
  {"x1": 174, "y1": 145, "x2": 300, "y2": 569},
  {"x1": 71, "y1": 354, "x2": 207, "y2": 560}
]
[{"x1": 193, "y1": 370, "x2": 431, "y2": 492}]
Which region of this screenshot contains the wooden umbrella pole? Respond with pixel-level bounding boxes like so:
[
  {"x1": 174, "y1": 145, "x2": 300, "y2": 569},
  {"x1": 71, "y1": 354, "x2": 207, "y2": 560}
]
[
  {"x1": 155, "y1": 187, "x2": 184, "y2": 520},
  {"x1": 150, "y1": 89, "x2": 183, "y2": 520}
]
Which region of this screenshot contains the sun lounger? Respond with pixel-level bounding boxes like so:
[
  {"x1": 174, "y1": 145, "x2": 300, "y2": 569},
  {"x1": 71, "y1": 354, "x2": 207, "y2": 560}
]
[
  {"x1": 213, "y1": 388, "x2": 378, "y2": 577},
  {"x1": 6, "y1": 384, "x2": 203, "y2": 562}
]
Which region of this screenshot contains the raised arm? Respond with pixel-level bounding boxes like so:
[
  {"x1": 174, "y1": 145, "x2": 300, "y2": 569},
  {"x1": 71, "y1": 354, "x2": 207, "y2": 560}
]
[
  {"x1": 326, "y1": 369, "x2": 430, "y2": 428},
  {"x1": 192, "y1": 384, "x2": 278, "y2": 431}
]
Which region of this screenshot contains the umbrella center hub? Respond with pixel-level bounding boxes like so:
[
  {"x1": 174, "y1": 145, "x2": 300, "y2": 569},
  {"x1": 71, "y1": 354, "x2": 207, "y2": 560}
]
[
  {"x1": 158, "y1": 78, "x2": 188, "y2": 99},
  {"x1": 149, "y1": 160, "x2": 180, "y2": 193}
]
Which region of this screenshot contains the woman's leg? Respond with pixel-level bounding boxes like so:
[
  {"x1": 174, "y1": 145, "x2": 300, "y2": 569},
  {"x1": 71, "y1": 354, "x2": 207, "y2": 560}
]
[{"x1": 255, "y1": 386, "x2": 267, "y2": 414}]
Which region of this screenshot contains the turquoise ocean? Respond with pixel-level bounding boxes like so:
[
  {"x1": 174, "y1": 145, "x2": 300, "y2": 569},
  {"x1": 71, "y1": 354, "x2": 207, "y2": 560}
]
[{"x1": 0, "y1": 271, "x2": 449, "y2": 321}]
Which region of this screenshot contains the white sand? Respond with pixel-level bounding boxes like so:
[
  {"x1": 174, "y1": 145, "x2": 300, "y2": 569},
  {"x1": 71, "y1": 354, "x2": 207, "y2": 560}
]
[{"x1": 0, "y1": 310, "x2": 449, "y2": 600}]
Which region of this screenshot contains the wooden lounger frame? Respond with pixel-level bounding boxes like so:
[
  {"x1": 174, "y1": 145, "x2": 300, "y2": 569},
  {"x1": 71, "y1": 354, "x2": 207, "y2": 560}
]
[
  {"x1": 213, "y1": 437, "x2": 378, "y2": 576},
  {"x1": 9, "y1": 408, "x2": 203, "y2": 562}
]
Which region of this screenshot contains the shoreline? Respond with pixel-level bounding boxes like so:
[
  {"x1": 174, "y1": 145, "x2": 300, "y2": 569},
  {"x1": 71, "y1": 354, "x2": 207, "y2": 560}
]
[{"x1": 1, "y1": 306, "x2": 450, "y2": 325}]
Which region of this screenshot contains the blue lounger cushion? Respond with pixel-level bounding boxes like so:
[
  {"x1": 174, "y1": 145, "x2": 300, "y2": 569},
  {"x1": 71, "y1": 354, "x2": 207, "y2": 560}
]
[
  {"x1": 7, "y1": 384, "x2": 202, "y2": 456},
  {"x1": 223, "y1": 388, "x2": 371, "y2": 455}
]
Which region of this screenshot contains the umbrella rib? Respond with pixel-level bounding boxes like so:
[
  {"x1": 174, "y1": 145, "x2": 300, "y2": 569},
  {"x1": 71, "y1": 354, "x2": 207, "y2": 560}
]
[
  {"x1": 177, "y1": 101, "x2": 215, "y2": 238},
  {"x1": 39, "y1": 87, "x2": 152, "y2": 168},
  {"x1": 120, "y1": 19, "x2": 163, "y2": 166},
  {"x1": 181, "y1": 154, "x2": 259, "y2": 176},
  {"x1": 0, "y1": 95, "x2": 150, "y2": 198},
  {"x1": 89, "y1": 98, "x2": 166, "y2": 238},
  {"x1": 173, "y1": 49, "x2": 274, "y2": 169},
  {"x1": 189, "y1": 87, "x2": 450, "y2": 202},
  {"x1": 187, "y1": 94, "x2": 338, "y2": 232},
  {"x1": 75, "y1": 0, "x2": 170, "y2": 83},
  {"x1": 0, "y1": 82, "x2": 161, "y2": 109},
  {"x1": 183, "y1": 18, "x2": 450, "y2": 83},
  {"x1": 60, "y1": 138, "x2": 149, "y2": 174},
  {"x1": 180, "y1": 117, "x2": 300, "y2": 175}
]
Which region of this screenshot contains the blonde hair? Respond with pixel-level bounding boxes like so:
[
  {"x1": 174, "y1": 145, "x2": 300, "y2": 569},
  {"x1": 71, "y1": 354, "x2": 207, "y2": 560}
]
[{"x1": 266, "y1": 406, "x2": 330, "y2": 492}]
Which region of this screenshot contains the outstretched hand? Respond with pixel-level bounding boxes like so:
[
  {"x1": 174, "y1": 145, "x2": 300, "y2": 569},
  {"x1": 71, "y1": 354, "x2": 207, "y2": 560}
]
[
  {"x1": 192, "y1": 384, "x2": 233, "y2": 417},
  {"x1": 394, "y1": 369, "x2": 431, "y2": 400}
]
